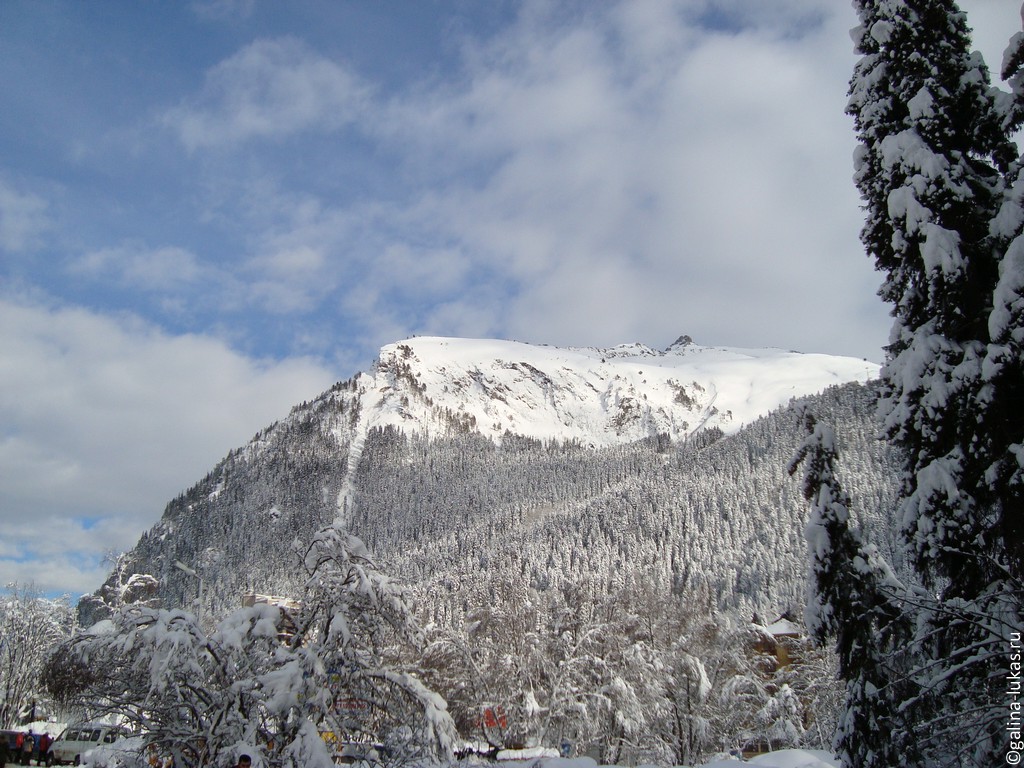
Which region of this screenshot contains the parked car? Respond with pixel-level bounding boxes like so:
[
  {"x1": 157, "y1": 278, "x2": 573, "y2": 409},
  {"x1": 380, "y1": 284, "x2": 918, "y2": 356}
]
[{"x1": 47, "y1": 725, "x2": 127, "y2": 766}]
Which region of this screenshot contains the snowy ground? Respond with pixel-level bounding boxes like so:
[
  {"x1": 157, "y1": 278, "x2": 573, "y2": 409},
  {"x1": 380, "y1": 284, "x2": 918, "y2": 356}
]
[
  {"x1": 502, "y1": 752, "x2": 837, "y2": 768},
  {"x1": 696, "y1": 750, "x2": 837, "y2": 767},
  {"x1": 74, "y1": 751, "x2": 836, "y2": 768},
  {"x1": 33, "y1": 717, "x2": 836, "y2": 768},
  {"x1": 69, "y1": 741, "x2": 840, "y2": 768}
]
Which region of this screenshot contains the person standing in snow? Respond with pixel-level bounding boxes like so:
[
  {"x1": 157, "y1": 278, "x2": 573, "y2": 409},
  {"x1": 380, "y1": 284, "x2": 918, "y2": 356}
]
[
  {"x1": 36, "y1": 735, "x2": 49, "y2": 765},
  {"x1": 232, "y1": 755, "x2": 252, "y2": 768},
  {"x1": 20, "y1": 733, "x2": 32, "y2": 766}
]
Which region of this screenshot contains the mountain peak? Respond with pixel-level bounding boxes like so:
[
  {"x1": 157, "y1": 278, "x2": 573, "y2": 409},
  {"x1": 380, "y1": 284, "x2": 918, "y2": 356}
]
[
  {"x1": 358, "y1": 335, "x2": 877, "y2": 447},
  {"x1": 666, "y1": 334, "x2": 694, "y2": 351}
]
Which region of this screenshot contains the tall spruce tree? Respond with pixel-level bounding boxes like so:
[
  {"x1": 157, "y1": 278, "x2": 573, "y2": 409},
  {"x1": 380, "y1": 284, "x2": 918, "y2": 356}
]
[
  {"x1": 789, "y1": 405, "x2": 914, "y2": 768},
  {"x1": 988, "y1": 11, "x2": 1024, "y2": 580},
  {"x1": 839, "y1": 1, "x2": 1024, "y2": 764}
]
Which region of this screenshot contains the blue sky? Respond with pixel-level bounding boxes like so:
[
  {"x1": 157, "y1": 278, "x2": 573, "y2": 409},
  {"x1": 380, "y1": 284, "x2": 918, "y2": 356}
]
[{"x1": 1, "y1": 0, "x2": 1019, "y2": 598}]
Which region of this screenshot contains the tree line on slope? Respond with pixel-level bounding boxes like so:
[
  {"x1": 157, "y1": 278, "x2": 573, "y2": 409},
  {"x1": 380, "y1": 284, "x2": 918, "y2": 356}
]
[{"x1": 349, "y1": 381, "x2": 898, "y2": 625}]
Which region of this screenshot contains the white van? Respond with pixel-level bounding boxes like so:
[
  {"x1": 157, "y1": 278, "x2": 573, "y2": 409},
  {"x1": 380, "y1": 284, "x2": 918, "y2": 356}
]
[{"x1": 47, "y1": 724, "x2": 127, "y2": 766}]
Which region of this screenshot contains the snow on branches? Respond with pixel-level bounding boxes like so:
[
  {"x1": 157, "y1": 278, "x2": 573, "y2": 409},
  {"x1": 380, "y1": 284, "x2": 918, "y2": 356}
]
[
  {"x1": 827, "y1": 1, "x2": 1024, "y2": 765},
  {"x1": 789, "y1": 403, "x2": 913, "y2": 768},
  {"x1": 50, "y1": 526, "x2": 456, "y2": 768}
]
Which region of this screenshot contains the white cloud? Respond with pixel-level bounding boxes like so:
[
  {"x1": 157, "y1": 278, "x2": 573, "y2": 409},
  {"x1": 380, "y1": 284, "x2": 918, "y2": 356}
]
[
  {"x1": 164, "y1": 37, "x2": 371, "y2": 150},
  {"x1": 365, "y1": 1, "x2": 888, "y2": 356},
  {"x1": 0, "y1": 296, "x2": 336, "y2": 595},
  {"x1": 72, "y1": 243, "x2": 206, "y2": 290},
  {"x1": 0, "y1": 556, "x2": 110, "y2": 601},
  {"x1": 0, "y1": 178, "x2": 49, "y2": 253},
  {"x1": 150, "y1": 1, "x2": 893, "y2": 359},
  {"x1": 368, "y1": 244, "x2": 473, "y2": 302}
]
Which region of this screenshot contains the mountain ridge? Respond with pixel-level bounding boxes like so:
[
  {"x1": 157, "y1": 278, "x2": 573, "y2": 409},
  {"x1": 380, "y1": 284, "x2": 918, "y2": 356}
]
[
  {"x1": 341, "y1": 334, "x2": 878, "y2": 447},
  {"x1": 80, "y1": 334, "x2": 886, "y2": 627}
]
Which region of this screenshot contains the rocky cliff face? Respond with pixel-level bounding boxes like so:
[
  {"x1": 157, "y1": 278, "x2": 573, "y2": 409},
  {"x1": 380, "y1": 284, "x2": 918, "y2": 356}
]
[{"x1": 340, "y1": 335, "x2": 877, "y2": 446}]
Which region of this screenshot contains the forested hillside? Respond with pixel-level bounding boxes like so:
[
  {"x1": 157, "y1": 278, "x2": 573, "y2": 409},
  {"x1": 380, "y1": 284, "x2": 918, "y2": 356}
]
[
  {"x1": 362, "y1": 380, "x2": 899, "y2": 623},
  {"x1": 83, "y1": 378, "x2": 896, "y2": 630},
  {"x1": 81, "y1": 336, "x2": 885, "y2": 624},
  {"x1": 76, "y1": 366, "x2": 898, "y2": 759}
]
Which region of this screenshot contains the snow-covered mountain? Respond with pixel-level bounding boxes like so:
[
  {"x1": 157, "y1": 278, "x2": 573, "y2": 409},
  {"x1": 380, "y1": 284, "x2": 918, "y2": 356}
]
[
  {"x1": 82, "y1": 334, "x2": 887, "y2": 626},
  {"x1": 344, "y1": 334, "x2": 877, "y2": 445}
]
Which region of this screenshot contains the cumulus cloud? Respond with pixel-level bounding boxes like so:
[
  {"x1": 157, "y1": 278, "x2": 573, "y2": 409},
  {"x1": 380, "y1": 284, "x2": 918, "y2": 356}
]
[
  {"x1": 0, "y1": 296, "x2": 335, "y2": 595},
  {"x1": 363, "y1": 1, "x2": 887, "y2": 354},
  {"x1": 143, "y1": 0, "x2": 906, "y2": 362},
  {"x1": 163, "y1": 1, "x2": 887, "y2": 359},
  {"x1": 164, "y1": 37, "x2": 371, "y2": 150}
]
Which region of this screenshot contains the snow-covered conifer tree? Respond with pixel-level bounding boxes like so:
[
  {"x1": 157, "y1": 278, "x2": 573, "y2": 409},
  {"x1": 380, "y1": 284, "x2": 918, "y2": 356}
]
[
  {"x1": 843, "y1": 1, "x2": 1024, "y2": 763},
  {"x1": 987, "y1": 7, "x2": 1024, "y2": 581},
  {"x1": 789, "y1": 405, "x2": 914, "y2": 767}
]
